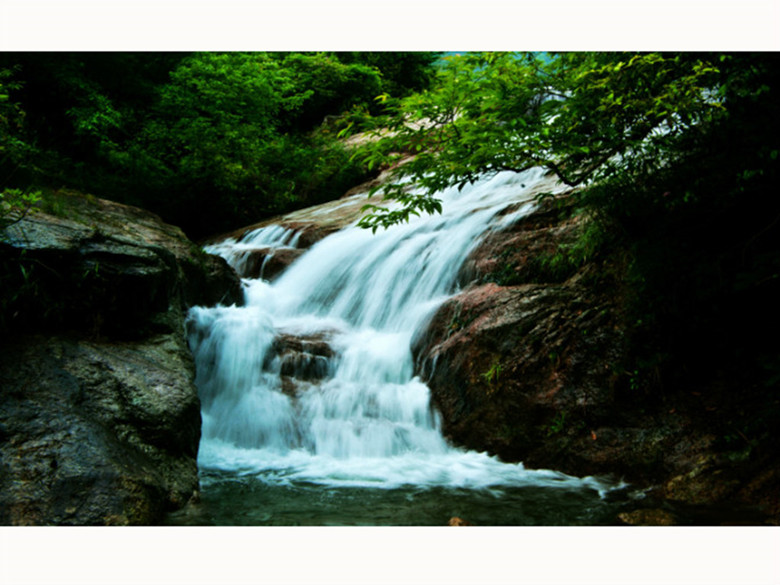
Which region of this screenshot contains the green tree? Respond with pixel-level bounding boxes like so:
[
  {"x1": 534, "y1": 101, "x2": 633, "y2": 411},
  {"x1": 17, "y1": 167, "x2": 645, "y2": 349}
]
[
  {"x1": 0, "y1": 52, "x2": 189, "y2": 199},
  {"x1": 1, "y1": 66, "x2": 41, "y2": 230},
  {"x1": 0, "y1": 67, "x2": 25, "y2": 166},
  {"x1": 0, "y1": 52, "x2": 414, "y2": 237},
  {"x1": 127, "y1": 52, "x2": 378, "y2": 234},
  {"x1": 0, "y1": 65, "x2": 39, "y2": 181},
  {"x1": 273, "y1": 52, "x2": 383, "y2": 131},
  {"x1": 355, "y1": 52, "x2": 725, "y2": 230},
  {"x1": 333, "y1": 52, "x2": 440, "y2": 100}
]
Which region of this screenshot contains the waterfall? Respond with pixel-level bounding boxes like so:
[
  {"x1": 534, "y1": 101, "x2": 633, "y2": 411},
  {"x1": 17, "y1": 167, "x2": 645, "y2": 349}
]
[{"x1": 186, "y1": 169, "x2": 611, "y2": 494}]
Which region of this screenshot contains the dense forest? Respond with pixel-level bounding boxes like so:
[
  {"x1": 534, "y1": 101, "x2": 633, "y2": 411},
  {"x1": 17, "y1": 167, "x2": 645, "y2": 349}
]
[
  {"x1": 0, "y1": 52, "x2": 439, "y2": 237},
  {"x1": 2, "y1": 51, "x2": 779, "y2": 468}
]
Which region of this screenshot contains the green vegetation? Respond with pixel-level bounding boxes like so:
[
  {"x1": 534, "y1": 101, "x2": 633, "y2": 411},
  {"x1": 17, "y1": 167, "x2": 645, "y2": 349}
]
[
  {"x1": 0, "y1": 52, "x2": 439, "y2": 238},
  {"x1": 481, "y1": 357, "x2": 503, "y2": 389},
  {"x1": 348, "y1": 52, "x2": 779, "y2": 403},
  {"x1": 354, "y1": 53, "x2": 724, "y2": 230},
  {"x1": 0, "y1": 188, "x2": 40, "y2": 230},
  {"x1": 546, "y1": 411, "x2": 567, "y2": 437}
]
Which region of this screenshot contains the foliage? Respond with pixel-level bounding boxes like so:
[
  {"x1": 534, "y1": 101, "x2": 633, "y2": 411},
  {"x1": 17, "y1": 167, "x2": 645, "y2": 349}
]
[
  {"x1": 274, "y1": 52, "x2": 384, "y2": 131},
  {"x1": 0, "y1": 67, "x2": 25, "y2": 163},
  {"x1": 529, "y1": 214, "x2": 608, "y2": 282},
  {"x1": 353, "y1": 52, "x2": 725, "y2": 230},
  {"x1": 0, "y1": 188, "x2": 40, "y2": 231},
  {"x1": 0, "y1": 71, "x2": 41, "y2": 231},
  {"x1": 0, "y1": 52, "x2": 439, "y2": 238},
  {"x1": 332, "y1": 52, "x2": 440, "y2": 101},
  {"x1": 0, "y1": 65, "x2": 38, "y2": 179},
  {"x1": 121, "y1": 53, "x2": 377, "y2": 233},
  {"x1": 546, "y1": 411, "x2": 567, "y2": 437}
]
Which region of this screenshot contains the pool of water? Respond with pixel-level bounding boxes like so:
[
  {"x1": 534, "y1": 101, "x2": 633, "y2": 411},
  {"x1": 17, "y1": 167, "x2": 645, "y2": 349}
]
[{"x1": 165, "y1": 469, "x2": 631, "y2": 526}]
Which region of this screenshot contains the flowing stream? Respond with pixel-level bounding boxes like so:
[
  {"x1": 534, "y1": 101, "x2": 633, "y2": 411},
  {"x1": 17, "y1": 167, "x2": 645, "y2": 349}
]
[{"x1": 168, "y1": 169, "x2": 629, "y2": 526}]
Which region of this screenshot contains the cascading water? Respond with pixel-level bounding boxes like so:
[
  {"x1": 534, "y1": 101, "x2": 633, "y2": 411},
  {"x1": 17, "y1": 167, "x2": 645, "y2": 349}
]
[{"x1": 173, "y1": 169, "x2": 625, "y2": 525}]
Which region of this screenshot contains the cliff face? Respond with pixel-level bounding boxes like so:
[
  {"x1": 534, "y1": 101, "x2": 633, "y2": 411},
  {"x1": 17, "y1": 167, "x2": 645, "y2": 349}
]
[{"x1": 0, "y1": 192, "x2": 242, "y2": 525}]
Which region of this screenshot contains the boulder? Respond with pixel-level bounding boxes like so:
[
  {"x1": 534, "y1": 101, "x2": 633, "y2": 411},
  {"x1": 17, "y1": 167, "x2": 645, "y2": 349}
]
[
  {"x1": 413, "y1": 279, "x2": 627, "y2": 472},
  {"x1": 0, "y1": 335, "x2": 200, "y2": 525},
  {"x1": 413, "y1": 198, "x2": 626, "y2": 469},
  {"x1": 0, "y1": 191, "x2": 242, "y2": 525}
]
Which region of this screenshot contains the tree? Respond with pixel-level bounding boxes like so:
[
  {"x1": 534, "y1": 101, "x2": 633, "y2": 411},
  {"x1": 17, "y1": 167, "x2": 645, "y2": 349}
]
[
  {"x1": 127, "y1": 52, "x2": 380, "y2": 234},
  {"x1": 0, "y1": 52, "x2": 412, "y2": 237},
  {"x1": 0, "y1": 66, "x2": 41, "y2": 230},
  {"x1": 332, "y1": 52, "x2": 441, "y2": 101},
  {"x1": 0, "y1": 65, "x2": 38, "y2": 180},
  {"x1": 354, "y1": 52, "x2": 725, "y2": 230}
]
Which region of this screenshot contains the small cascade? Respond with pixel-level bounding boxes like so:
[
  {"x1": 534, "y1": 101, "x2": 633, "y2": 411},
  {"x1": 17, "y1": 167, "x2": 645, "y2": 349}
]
[
  {"x1": 186, "y1": 169, "x2": 617, "y2": 497},
  {"x1": 204, "y1": 225, "x2": 303, "y2": 280}
]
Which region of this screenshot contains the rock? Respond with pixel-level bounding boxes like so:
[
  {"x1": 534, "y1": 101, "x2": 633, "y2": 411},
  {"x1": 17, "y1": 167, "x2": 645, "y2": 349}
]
[
  {"x1": 414, "y1": 278, "x2": 628, "y2": 469},
  {"x1": 617, "y1": 509, "x2": 677, "y2": 526},
  {"x1": 230, "y1": 246, "x2": 306, "y2": 280},
  {"x1": 413, "y1": 199, "x2": 626, "y2": 469},
  {"x1": 457, "y1": 199, "x2": 582, "y2": 287},
  {"x1": 0, "y1": 191, "x2": 242, "y2": 525},
  {"x1": 0, "y1": 335, "x2": 199, "y2": 525},
  {"x1": 662, "y1": 452, "x2": 742, "y2": 505},
  {"x1": 205, "y1": 168, "x2": 404, "y2": 251},
  {"x1": 265, "y1": 331, "x2": 337, "y2": 394},
  {"x1": 412, "y1": 195, "x2": 780, "y2": 523},
  {"x1": 1, "y1": 193, "x2": 242, "y2": 336},
  {"x1": 448, "y1": 516, "x2": 474, "y2": 526},
  {"x1": 409, "y1": 200, "x2": 651, "y2": 478}
]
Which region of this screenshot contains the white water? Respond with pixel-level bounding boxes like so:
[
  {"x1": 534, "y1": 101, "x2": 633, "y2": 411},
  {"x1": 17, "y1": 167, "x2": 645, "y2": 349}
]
[
  {"x1": 204, "y1": 224, "x2": 302, "y2": 279},
  {"x1": 187, "y1": 169, "x2": 613, "y2": 495}
]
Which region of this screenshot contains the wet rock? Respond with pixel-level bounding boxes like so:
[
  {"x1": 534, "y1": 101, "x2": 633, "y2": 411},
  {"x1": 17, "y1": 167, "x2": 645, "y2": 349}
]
[
  {"x1": 1, "y1": 193, "x2": 242, "y2": 337},
  {"x1": 266, "y1": 332, "x2": 337, "y2": 393},
  {"x1": 231, "y1": 247, "x2": 306, "y2": 280},
  {"x1": 206, "y1": 170, "x2": 398, "y2": 251},
  {"x1": 458, "y1": 200, "x2": 581, "y2": 287},
  {"x1": 663, "y1": 453, "x2": 742, "y2": 504},
  {"x1": 0, "y1": 191, "x2": 242, "y2": 525},
  {"x1": 0, "y1": 335, "x2": 200, "y2": 525}
]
